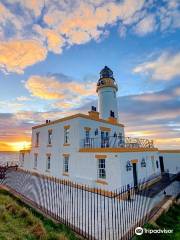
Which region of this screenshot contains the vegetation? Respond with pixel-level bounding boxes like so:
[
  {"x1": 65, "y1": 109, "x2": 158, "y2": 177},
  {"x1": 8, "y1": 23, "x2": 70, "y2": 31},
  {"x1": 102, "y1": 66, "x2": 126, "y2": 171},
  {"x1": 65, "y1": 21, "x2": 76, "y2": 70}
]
[
  {"x1": 133, "y1": 202, "x2": 180, "y2": 240},
  {"x1": 0, "y1": 189, "x2": 81, "y2": 240}
]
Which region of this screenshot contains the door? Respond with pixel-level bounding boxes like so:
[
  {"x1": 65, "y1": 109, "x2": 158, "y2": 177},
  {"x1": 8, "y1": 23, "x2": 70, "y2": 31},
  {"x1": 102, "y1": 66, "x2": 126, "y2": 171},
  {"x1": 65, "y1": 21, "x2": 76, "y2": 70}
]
[
  {"x1": 159, "y1": 156, "x2": 165, "y2": 173},
  {"x1": 101, "y1": 131, "x2": 105, "y2": 147},
  {"x1": 132, "y1": 163, "x2": 138, "y2": 187}
]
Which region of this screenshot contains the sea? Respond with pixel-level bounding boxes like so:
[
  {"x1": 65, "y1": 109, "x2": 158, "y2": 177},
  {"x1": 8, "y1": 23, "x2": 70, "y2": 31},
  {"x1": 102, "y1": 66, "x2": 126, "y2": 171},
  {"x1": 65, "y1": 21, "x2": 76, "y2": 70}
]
[{"x1": 0, "y1": 151, "x2": 19, "y2": 165}]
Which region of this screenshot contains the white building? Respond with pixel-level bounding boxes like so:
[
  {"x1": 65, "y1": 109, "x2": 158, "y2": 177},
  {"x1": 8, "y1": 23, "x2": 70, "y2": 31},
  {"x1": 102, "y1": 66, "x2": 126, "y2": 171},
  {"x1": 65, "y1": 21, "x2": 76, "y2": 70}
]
[{"x1": 20, "y1": 66, "x2": 180, "y2": 190}]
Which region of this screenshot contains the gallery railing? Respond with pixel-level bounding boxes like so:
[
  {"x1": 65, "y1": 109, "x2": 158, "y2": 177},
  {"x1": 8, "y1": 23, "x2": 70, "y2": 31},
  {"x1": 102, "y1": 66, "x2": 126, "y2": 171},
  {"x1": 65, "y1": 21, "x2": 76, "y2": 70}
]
[{"x1": 80, "y1": 136, "x2": 154, "y2": 149}]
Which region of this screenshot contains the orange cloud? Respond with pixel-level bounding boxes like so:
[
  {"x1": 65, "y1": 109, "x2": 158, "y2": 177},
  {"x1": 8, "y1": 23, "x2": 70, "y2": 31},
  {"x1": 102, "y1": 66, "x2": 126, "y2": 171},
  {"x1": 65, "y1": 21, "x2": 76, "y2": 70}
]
[
  {"x1": 0, "y1": 40, "x2": 47, "y2": 74},
  {"x1": 25, "y1": 75, "x2": 96, "y2": 105},
  {"x1": 41, "y1": 0, "x2": 145, "y2": 46},
  {"x1": 134, "y1": 14, "x2": 156, "y2": 36}
]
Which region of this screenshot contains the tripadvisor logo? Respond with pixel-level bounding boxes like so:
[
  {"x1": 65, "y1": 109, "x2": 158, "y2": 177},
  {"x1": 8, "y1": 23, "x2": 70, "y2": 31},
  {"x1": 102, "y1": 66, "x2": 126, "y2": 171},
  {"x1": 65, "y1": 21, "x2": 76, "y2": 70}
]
[
  {"x1": 135, "y1": 227, "x2": 173, "y2": 235},
  {"x1": 135, "y1": 227, "x2": 143, "y2": 235}
]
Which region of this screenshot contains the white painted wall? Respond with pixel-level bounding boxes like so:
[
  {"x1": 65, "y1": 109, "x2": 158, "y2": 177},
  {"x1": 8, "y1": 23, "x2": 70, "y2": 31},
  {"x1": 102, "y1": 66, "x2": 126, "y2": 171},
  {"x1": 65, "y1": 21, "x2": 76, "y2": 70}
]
[
  {"x1": 21, "y1": 115, "x2": 163, "y2": 190},
  {"x1": 98, "y1": 87, "x2": 118, "y2": 120},
  {"x1": 159, "y1": 152, "x2": 180, "y2": 174}
]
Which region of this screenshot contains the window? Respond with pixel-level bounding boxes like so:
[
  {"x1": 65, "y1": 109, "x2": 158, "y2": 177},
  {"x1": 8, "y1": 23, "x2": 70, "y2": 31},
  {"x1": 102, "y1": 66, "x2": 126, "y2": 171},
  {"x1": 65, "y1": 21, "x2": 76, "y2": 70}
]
[
  {"x1": 98, "y1": 159, "x2": 106, "y2": 179},
  {"x1": 151, "y1": 156, "x2": 155, "y2": 172},
  {"x1": 46, "y1": 155, "x2": 51, "y2": 171},
  {"x1": 118, "y1": 133, "x2": 123, "y2": 144},
  {"x1": 21, "y1": 153, "x2": 24, "y2": 167},
  {"x1": 64, "y1": 156, "x2": 69, "y2": 173},
  {"x1": 85, "y1": 130, "x2": 90, "y2": 139},
  {"x1": 34, "y1": 154, "x2": 38, "y2": 169},
  {"x1": 85, "y1": 130, "x2": 90, "y2": 145},
  {"x1": 64, "y1": 128, "x2": 70, "y2": 144},
  {"x1": 156, "y1": 160, "x2": 159, "y2": 168},
  {"x1": 48, "y1": 130, "x2": 52, "y2": 145},
  {"x1": 101, "y1": 131, "x2": 109, "y2": 147},
  {"x1": 35, "y1": 132, "x2": 39, "y2": 146}
]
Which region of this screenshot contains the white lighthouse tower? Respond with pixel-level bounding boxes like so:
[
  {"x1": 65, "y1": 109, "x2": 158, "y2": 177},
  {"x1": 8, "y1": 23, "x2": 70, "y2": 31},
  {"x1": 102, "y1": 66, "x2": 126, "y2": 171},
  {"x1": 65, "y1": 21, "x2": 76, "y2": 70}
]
[{"x1": 96, "y1": 66, "x2": 119, "y2": 120}]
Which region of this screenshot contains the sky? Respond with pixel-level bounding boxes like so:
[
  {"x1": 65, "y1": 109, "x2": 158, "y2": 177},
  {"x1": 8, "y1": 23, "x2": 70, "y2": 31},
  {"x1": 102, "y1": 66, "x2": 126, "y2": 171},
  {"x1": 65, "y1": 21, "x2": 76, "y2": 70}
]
[{"x1": 0, "y1": 0, "x2": 180, "y2": 151}]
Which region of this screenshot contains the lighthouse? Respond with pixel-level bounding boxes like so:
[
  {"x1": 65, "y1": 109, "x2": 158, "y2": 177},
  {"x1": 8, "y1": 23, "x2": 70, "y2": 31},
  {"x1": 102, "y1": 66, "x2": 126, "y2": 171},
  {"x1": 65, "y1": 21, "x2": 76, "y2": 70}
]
[{"x1": 96, "y1": 66, "x2": 118, "y2": 120}]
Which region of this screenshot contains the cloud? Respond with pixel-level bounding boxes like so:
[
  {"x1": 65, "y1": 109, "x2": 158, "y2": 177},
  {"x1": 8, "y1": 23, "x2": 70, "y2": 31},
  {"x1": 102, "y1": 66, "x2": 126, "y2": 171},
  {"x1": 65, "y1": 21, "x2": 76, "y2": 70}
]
[
  {"x1": 133, "y1": 52, "x2": 180, "y2": 80},
  {"x1": 0, "y1": 0, "x2": 180, "y2": 73},
  {"x1": 133, "y1": 93, "x2": 172, "y2": 102},
  {"x1": 25, "y1": 73, "x2": 96, "y2": 108},
  {"x1": 133, "y1": 14, "x2": 156, "y2": 36},
  {"x1": 0, "y1": 108, "x2": 82, "y2": 151},
  {"x1": 16, "y1": 96, "x2": 31, "y2": 101},
  {"x1": 78, "y1": 84, "x2": 180, "y2": 149},
  {"x1": 0, "y1": 83, "x2": 179, "y2": 150},
  {"x1": 0, "y1": 40, "x2": 47, "y2": 74}
]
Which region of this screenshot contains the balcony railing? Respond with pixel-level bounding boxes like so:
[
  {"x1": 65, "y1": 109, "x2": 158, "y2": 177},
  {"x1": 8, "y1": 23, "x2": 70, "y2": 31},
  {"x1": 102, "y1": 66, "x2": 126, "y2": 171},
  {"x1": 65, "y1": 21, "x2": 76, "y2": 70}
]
[{"x1": 80, "y1": 136, "x2": 154, "y2": 149}]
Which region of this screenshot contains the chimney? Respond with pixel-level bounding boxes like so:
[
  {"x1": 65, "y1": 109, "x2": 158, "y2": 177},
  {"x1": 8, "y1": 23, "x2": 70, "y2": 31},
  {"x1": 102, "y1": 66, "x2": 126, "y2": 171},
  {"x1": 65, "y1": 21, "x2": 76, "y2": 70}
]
[
  {"x1": 108, "y1": 110, "x2": 117, "y2": 124},
  {"x1": 88, "y1": 106, "x2": 99, "y2": 120}
]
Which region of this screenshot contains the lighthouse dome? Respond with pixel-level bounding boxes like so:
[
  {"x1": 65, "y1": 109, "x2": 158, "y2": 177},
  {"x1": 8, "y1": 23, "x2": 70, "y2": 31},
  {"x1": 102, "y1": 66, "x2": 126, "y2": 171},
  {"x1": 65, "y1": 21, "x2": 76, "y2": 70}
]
[{"x1": 96, "y1": 66, "x2": 118, "y2": 92}]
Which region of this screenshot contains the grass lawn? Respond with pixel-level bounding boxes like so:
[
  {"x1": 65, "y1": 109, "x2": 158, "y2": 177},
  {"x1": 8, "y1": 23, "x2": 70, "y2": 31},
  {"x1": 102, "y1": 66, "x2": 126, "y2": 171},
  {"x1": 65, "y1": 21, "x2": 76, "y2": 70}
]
[
  {"x1": 0, "y1": 189, "x2": 81, "y2": 240},
  {"x1": 133, "y1": 202, "x2": 180, "y2": 240}
]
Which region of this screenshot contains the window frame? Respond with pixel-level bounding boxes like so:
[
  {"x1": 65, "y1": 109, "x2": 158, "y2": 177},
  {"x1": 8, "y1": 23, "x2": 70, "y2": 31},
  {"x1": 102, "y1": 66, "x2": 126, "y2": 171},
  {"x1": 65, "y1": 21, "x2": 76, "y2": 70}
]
[
  {"x1": 35, "y1": 132, "x2": 40, "y2": 146},
  {"x1": 63, "y1": 156, "x2": 69, "y2": 173},
  {"x1": 34, "y1": 154, "x2": 38, "y2": 169},
  {"x1": 48, "y1": 130, "x2": 52, "y2": 145},
  {"x1": 97, "y1": 158, "x2": 106, "y2": 179},
  {"x1": 64, "y1": 128, "x2": 70, "y2": 144},
  {"x1": 46, "y1": 155, "x2": 51, "y2": 171}
]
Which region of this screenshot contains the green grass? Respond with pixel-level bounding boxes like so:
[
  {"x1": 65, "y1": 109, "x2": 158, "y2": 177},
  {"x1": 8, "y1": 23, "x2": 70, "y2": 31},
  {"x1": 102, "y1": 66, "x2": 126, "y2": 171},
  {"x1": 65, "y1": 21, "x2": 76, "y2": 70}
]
[
  {"x1": 133, "y1": 203, "x2": 180, "y2": 240},
  {"x1": 0, "y1": 189, "x2": 81, "y2": 240}
]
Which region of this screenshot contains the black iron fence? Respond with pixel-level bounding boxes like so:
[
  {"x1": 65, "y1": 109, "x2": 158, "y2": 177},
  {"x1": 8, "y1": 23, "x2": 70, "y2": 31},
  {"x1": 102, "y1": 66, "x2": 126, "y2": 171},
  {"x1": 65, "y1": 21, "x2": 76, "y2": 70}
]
[
  {"x1": 0, "y1": 168, "x2": 179, "y2": 240},
  {"x1": 80, "y1": 136, "x2": 154, "y2": 149}
]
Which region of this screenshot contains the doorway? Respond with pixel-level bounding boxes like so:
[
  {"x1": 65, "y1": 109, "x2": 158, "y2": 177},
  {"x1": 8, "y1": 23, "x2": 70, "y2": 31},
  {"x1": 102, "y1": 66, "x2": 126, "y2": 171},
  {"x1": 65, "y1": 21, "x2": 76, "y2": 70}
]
[
  {"x1": 159, "y1": 156, "x2": 165, "y2": 173},
  {"x1": 132, "y1": 163, "x2": 138, "y2": 187}
]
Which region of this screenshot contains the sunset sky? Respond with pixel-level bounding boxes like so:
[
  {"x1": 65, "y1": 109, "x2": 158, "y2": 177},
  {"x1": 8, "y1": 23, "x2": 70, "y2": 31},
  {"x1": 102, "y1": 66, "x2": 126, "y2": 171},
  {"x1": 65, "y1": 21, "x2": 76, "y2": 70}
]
[{"x1": 0, "y1": 0, "x2": 180, "y2": 151}]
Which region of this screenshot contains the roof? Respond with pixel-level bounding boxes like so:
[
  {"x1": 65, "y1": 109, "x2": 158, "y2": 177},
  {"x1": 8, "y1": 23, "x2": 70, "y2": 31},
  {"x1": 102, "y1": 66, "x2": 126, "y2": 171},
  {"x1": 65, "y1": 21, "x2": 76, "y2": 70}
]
[{"x1": 32, "y1": 113, "x2": 124, "y2": 130}]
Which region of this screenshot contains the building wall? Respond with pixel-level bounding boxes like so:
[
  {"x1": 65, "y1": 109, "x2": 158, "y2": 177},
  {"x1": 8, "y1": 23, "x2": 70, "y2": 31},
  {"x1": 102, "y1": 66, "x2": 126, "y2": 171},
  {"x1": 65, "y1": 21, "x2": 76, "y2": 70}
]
[
  {"x1": 63, "y1": 150, "x2": 160, "y2": 190},
  {"x1": 22, "y1": 116, "x2": 124, "y2": 181},
  {"x1": 21, "y1": 115, "x2": 162, "y2": 190},
  {"x1": 159, "y1": 152, "x2": 180, "y2": 174}
]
